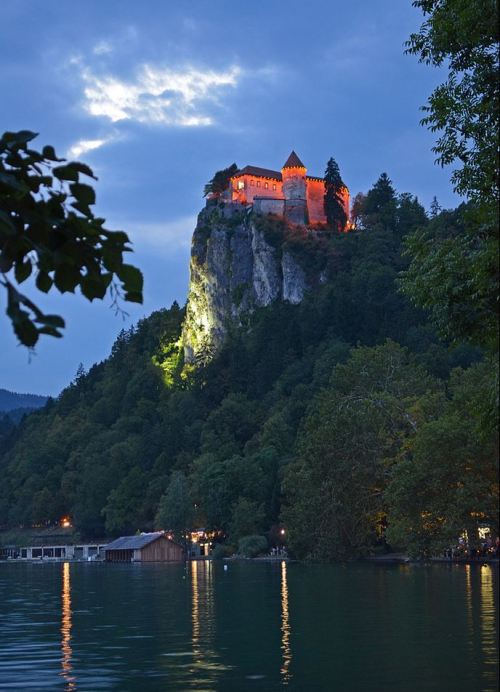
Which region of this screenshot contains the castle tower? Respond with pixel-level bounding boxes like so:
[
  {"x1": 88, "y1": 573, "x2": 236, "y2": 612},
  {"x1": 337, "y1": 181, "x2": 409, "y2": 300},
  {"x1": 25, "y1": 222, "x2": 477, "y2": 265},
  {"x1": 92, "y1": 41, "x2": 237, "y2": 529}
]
[{"x1": 281, "y1": 151, "x2": 307, "y2": 224}]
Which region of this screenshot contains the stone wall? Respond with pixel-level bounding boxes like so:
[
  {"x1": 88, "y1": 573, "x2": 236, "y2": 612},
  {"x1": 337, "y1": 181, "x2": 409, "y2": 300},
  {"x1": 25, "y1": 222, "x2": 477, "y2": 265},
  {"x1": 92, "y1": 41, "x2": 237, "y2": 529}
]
[
  {"x1": 306, "y1": 178, "x2": 326, "y2": 224},
  {"x1": 284, "y1": 198, "x2": 307, "y2": 224},
  {"x1": 253, "y1": 197, "x2": 285, "y2": 216},
  {"x1": 282, "y1": 170, "x2": 306, "y2": 200}
]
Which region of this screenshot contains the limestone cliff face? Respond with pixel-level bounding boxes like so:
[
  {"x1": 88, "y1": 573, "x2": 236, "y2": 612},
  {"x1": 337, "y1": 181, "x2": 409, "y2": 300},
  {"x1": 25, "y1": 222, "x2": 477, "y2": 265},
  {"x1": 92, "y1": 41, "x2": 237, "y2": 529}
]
[{"x1": 182, "y1": 206, "x2": 312, "y2": 364}]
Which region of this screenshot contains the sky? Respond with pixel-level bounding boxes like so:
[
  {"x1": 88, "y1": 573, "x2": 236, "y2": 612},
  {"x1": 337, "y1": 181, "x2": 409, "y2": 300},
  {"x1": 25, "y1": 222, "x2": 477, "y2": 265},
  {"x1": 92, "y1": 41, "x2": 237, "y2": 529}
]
[{"x1": 0, "y1": 0, "x2": 461, "y2": 397}]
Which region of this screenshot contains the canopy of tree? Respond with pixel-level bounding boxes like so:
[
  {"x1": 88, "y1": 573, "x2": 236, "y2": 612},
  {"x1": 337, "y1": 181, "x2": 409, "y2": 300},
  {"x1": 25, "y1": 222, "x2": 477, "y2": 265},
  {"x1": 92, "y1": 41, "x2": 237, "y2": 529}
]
[
  {"x1": 401, "y1": 0, "x2": 499, "y2": 352},
  {"x1": 203, "y1": 163, "x2": 238, "y2": 198}
]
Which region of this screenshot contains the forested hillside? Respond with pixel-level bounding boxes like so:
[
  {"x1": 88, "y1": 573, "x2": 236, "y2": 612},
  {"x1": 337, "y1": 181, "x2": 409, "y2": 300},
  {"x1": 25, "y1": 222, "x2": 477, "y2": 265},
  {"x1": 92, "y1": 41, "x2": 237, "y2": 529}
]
[
  {"x1": 1, "y1": 174, "x2": 496, "y2": 558},
  {"x1": 0, "y1": 389, "x2": 48, "y2": 412},
  {"x1": 0, "y1": 390, "x2": 49, "y2": 450}
]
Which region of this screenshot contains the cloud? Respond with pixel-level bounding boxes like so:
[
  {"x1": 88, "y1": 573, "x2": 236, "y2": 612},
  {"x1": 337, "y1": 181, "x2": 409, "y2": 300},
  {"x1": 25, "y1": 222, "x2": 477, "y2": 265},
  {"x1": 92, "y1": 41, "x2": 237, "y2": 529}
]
[
  {"x1": 119, "y1": 215, "x2": 197, "y2": 254},
  {"x1": 78, "y1": 63, "x2": 241, "y2": 127},
  {"x1": 66, "y1": 137, "x2": 112, "y2": 158},
  {"x1": 93, "y1": 40, "x2": 113, "y2": 56}
]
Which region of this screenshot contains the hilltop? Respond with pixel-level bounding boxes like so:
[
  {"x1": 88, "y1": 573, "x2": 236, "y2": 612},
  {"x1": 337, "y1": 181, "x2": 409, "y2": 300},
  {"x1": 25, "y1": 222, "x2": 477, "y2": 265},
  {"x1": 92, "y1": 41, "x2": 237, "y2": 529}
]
[
  {"x1": 0, "y1": 176, "x2": 495, "y2": 559},
  {"x1": 0, "y1": 389, "x2": 48, "y2": 413}
]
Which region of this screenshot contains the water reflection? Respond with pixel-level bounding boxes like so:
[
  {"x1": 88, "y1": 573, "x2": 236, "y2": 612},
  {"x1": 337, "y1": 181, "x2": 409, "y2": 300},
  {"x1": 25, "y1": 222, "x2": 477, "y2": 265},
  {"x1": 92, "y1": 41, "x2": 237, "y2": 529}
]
[
  {"x1": 280, "y1": 560, "x2": 292, "y2": 685},
  {"x1": 191, "y1": 560, "x2": 227, "y2": 683},
  {"x1": 480, "y1": 565, "x2": 498, "y2": 687},
  {"x1": 0, "y1": 561, "x2": 495, "y2": 690},
  {"x1": 464, "y1": 564, "x2": 474, "y2": 642},
  {"x1": 60, "y1": 561, "x2": 76, "y2": 690}
]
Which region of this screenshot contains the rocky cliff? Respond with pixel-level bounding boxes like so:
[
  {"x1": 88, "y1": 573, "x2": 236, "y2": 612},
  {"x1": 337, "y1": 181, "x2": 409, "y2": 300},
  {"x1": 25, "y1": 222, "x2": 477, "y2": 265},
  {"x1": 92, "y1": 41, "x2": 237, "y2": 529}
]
[{"x1": 182, "y1": 205, "x2": 328, "y2": 364}]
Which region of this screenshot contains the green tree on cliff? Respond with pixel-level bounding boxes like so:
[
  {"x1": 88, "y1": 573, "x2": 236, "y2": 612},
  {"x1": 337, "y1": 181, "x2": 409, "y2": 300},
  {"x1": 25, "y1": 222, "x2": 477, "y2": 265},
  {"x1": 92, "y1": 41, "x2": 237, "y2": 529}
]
[
  {"x1": 363, "y1": 173, "x2": 397, "y2": 230},
  {"x1": 203, "y1": 163, "x2": 239, "y2": 198},
  {"x1": 324, "y1": 157, "x2": 347, "y2": 232}
]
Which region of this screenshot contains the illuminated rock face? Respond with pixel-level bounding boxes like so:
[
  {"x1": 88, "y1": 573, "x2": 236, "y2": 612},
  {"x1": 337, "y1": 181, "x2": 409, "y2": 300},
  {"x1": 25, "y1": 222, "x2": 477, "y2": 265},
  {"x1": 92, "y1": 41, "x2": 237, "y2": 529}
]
[{"x1": 182, "y1": 207, "x2": 309, "y2": 364}]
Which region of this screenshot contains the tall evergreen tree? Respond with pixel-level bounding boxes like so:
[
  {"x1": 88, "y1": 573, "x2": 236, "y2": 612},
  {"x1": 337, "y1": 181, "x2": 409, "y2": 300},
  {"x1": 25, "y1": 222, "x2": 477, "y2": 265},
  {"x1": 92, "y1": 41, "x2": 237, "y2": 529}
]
[
  {"x1": 429, "y1": 196, "x2": 441, "y2": 218},
  {"x1": 323, "y1": 157, "x2": 347, "y2": 232},
  {"x1": 363, "y1": 173, "x2": 397, "y2": 229}
]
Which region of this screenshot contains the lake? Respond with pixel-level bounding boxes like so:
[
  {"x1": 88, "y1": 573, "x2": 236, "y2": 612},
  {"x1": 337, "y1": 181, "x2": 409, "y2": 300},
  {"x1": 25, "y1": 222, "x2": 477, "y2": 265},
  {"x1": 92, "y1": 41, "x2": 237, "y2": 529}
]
[{"x1": 0, "y1": 560, "x2": 498, "y2": 691}]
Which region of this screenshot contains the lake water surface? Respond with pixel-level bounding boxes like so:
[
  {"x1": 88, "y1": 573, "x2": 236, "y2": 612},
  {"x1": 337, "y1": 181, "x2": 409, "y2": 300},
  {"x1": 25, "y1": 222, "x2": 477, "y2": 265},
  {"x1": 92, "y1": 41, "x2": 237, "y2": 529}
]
[{"x1": 0, "y1": 561, "x2": 498, "y2": 691}]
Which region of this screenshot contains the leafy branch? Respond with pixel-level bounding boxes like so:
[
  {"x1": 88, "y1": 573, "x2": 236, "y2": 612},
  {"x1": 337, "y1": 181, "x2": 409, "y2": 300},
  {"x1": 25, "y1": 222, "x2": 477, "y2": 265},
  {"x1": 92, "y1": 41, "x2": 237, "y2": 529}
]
[{"x1": 0, "y1": 130, "x2": 143, "y2": 346}]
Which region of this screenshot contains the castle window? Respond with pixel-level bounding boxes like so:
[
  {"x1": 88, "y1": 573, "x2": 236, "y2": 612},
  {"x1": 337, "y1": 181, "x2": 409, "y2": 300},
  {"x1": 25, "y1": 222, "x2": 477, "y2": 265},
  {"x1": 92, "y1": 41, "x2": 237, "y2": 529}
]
[
  {"x1": 264, "y1": 182, "x2": 269, "y2": 189},
  {"x1": 272, "y1": 184, "x2": 276, "y2": 191},
  {"x1": 250, "y1": 180, "x2": 254, "y2": 186},
  {"x1": 256, "y1": 181, "x2": 261, "y2": 187},
  {"x1": 237, "y1": 180, "x2": 245, "y2": 190}
]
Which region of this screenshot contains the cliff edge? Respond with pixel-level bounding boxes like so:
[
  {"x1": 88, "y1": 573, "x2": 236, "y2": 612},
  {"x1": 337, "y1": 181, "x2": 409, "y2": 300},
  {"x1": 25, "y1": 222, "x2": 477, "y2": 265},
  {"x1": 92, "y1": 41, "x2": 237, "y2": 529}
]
[{"x1": 182, "y1": 205, "x2": 328, "y2": 364}]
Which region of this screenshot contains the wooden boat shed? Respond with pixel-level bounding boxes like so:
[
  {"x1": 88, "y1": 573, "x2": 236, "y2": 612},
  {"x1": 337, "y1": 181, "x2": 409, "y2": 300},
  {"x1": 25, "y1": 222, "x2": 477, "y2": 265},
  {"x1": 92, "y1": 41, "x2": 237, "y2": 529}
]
[{"x1": 104, "y1": 532, "x2": 184, "y2": 563}]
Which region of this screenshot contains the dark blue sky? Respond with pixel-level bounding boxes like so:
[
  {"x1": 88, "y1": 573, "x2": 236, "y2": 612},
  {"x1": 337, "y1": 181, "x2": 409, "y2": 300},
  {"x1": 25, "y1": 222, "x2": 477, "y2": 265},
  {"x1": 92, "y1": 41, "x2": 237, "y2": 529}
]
[{"x1": 1, "y1": 1, "x2": 459, "y2": 396}]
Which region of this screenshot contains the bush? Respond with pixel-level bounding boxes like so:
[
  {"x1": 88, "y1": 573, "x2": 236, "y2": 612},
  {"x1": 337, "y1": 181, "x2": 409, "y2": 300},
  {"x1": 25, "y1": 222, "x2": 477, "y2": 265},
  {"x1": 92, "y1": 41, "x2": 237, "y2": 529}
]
[
  {"x1": 211, "y1": 543, "x2": 234, "y2": 560},
  {"x1": 238, "y1": 534, "x2": 268, "y2": 558}
]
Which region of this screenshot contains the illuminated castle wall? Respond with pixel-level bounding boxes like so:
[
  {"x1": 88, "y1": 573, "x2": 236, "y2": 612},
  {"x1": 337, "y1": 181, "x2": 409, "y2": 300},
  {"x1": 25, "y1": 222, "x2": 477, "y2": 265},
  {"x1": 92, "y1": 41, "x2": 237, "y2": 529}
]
[{"x1": 225, "y1": 151, "x2": 350, "y2": 226}]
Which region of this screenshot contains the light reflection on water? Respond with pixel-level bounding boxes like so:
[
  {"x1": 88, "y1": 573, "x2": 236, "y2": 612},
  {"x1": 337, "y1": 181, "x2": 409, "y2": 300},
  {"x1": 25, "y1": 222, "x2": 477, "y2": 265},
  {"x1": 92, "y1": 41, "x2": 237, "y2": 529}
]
[
  {"x1": 480, "y1": 565, "x2": 498, "y2": 688},
  {"x1": 60, "y1": 562, "x2": 75, "y2": 690},
  {"x1": 189, "y1": 559, "x2": 230, "y2": 685},
  {"x1": 0, "y1": 561, "x2": 497, "y2": 691},
  {"x1": 280, "y1": 560, "x2": 292, "y2": 685}
]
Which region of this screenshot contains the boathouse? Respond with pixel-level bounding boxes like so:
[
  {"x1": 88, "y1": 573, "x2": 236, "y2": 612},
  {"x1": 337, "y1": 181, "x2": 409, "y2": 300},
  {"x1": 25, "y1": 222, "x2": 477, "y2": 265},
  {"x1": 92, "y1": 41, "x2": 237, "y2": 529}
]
[{"x1": 104, "y1": 532, "x2": 184, "y2": 563}]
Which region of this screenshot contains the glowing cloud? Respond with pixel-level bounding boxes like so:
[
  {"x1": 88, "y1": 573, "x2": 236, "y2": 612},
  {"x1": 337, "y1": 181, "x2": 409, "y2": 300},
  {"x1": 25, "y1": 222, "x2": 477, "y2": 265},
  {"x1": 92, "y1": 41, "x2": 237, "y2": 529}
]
[
  {"x1": 67, "y1": 137, "x2": 110, "y2": 158},
  {"x1": 79, "y1": 63, "x2": 241, "y2": 127}
]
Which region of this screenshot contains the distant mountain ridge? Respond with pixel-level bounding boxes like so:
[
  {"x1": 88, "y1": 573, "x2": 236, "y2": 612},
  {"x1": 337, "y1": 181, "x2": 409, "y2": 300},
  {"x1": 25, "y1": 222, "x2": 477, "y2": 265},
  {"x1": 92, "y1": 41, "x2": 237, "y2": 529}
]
[{"x1": 0, "y1": 389, "x2": 48, "y2": 413}]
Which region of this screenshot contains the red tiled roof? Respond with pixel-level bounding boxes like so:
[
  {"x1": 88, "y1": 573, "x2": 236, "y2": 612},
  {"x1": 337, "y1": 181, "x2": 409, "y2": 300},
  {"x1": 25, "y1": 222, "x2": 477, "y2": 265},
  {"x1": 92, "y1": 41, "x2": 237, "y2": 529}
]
[
  {"x1": 283, "y1": 150, "x2": 305, "y2": 169},
  {"x1": 232, "y1": 163, "x2": 326, "y2": 183}
]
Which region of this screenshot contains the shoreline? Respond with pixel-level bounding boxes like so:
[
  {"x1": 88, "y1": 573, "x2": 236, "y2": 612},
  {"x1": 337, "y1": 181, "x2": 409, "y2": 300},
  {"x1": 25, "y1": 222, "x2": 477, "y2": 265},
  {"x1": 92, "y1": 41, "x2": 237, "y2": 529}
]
[{"x1": 2, "y1": 554, "x2": 498, "y2": 566}]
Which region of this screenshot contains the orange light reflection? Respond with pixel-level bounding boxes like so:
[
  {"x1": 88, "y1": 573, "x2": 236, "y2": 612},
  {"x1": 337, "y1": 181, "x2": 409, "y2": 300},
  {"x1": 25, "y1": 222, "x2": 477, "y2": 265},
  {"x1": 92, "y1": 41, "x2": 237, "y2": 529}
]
[
  {"x1": 61, "y1": 561, "x2": 76, "y2": 690},
  {"x1": 280, "y1": 560, "x2": 292, "y2": 685}
]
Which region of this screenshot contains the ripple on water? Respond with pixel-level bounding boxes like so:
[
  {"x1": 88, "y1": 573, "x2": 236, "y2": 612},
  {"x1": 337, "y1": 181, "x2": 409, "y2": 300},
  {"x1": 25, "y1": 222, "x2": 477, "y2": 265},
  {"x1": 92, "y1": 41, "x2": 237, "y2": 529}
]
[{"x1": 0, "y1": 561, "x2": 497, "y2": 691}]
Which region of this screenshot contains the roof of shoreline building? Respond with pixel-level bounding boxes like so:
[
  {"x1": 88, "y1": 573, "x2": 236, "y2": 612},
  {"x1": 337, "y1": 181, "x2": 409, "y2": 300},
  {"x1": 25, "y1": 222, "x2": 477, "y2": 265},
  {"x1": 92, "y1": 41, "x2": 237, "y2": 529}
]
[{"x1": 104, "y1": 532, "x2": 167, "y2": 551}]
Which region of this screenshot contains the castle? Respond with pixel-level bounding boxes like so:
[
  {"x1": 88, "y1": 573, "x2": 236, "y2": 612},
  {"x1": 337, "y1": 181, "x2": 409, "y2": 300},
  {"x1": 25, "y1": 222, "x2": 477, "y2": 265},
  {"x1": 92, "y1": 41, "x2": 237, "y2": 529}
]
[{"x1": 220, "y1": 151, "x2": 350, "y2": 226}]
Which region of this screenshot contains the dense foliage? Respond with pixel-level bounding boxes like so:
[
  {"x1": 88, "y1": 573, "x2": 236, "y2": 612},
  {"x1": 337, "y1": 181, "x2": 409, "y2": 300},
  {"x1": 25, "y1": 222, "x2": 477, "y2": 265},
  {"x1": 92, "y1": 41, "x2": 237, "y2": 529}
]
[
  {"x1": 1, "y1": 173, "x2": 495, "y2": 558},
  {"x1": 402, "y1": 0, "x2": 499, "y2": 352},
  {"x1": 407, "y1": 0, "x2": 499, "y2": 203},
  {"x1": 0, "y1": 131, "x2": 143, "y2": 346}
]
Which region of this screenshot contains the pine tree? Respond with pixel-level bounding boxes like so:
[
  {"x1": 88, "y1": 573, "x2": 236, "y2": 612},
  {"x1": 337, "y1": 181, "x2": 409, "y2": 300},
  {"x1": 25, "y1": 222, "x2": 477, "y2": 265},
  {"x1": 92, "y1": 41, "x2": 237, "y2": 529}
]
[
  {"x1": 430, "y1": 196, "x2": 441, "y2": 218},
  {"x1": 74, "y1": 363, "x2": 86, "y2": 385},
  {"x1": 203, "y1": 163, "x2": 239, "y2": 198},
  {"x1": 324, "y1": 157, "x2": 347, "y2": 232},
  {"x1": 363, "y1": 173, "x2": 397, "y2": 229}
]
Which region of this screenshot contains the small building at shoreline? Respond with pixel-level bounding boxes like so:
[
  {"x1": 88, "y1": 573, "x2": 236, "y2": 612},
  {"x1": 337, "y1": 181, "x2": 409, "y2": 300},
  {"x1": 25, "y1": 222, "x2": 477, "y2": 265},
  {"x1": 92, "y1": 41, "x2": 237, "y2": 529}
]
[{"x1": 104, "y1": 532, "x2": 185, "y2": 563}]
